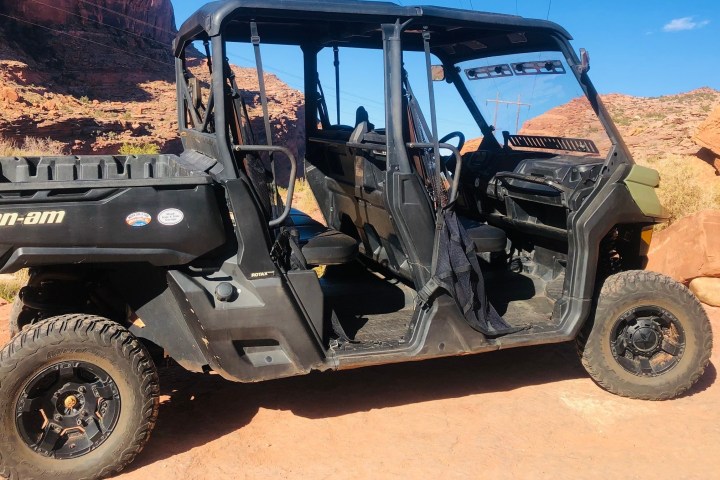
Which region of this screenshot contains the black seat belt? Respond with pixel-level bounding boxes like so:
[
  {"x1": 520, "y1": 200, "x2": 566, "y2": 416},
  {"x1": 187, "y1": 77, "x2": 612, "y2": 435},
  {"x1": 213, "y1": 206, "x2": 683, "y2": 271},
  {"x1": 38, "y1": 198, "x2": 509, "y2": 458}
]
[
  {"x1": 250, "y1": 21, "x2": 282, "y2": 218},
  {"x1": 251, "y1": 22, "x2": 273, "y2": 148}
]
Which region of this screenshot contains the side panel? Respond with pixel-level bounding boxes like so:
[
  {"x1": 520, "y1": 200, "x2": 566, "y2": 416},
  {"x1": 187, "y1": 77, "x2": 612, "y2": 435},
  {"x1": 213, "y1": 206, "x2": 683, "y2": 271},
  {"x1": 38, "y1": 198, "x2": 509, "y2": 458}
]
[{"x1": 168, "y1": 268, "x2": 327, "y2": 382}]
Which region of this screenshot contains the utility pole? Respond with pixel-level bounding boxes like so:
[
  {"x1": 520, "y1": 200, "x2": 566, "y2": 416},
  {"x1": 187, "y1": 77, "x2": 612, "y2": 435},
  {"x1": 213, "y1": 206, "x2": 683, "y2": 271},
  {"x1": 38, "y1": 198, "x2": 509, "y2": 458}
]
[{"x1": 486, "y1": 93, "x2": 531, "y2": 132}]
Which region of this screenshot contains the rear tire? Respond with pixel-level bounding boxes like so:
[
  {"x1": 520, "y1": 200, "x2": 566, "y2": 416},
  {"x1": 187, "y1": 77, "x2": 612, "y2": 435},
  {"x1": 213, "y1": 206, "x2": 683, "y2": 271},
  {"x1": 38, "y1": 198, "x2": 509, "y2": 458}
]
[
  {"x1": 0, "y1": 314, "x2": 159, "y2": 480},
  {"x1": 577, "y1": 270, "x2": 712, "y2": 400}
]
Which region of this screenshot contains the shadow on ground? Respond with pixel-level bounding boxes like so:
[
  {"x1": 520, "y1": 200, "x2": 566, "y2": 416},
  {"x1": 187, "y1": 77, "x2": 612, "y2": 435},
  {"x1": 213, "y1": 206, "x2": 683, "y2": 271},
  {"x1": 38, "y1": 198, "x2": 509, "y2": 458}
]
[{"x1": 128, "y1": 340, "x2": 716, "y2": 471}]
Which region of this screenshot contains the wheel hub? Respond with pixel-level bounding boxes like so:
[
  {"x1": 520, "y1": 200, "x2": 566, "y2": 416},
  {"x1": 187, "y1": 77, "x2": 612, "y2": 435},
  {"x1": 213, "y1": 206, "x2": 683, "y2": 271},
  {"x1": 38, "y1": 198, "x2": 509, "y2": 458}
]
[
  {"x1": 610, "y1": 306, "x2": 686, "y2": 377},
  {"x1": 625, "y1": 318, "x2": 663, "y2": 354},
  {"x1": 63, "y1": 395, "x2": 78, "y2": 411},
  {"x1": 15, "y1": 361, "x2": 121, "y2": 459}
]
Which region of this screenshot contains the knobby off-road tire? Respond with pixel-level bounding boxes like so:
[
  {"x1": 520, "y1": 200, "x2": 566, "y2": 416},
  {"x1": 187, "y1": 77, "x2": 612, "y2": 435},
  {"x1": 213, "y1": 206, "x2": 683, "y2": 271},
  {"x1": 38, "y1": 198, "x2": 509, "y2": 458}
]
[
  {"x1": 0, "y1": 315, "x2": 160, "y2": 480},
  {"x1": 577, "y1": 270, "x2": 713, "y2": 400}
]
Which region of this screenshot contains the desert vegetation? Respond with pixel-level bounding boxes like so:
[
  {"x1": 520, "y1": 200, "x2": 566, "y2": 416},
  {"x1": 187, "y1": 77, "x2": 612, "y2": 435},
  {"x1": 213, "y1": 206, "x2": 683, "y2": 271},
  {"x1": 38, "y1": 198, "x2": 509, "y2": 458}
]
[
  {"x1": 119, "y1": 142, "x2": 161, "y2": 155},
  {"x1": 0, "y1": 270, "x2": 28, "y2": 302},
  {"x1": 640, "y1": 155, "x2": 720, "y2": 227},
  {"x1": 0, "y1": 136, "x2": 66, "y2": 157}
]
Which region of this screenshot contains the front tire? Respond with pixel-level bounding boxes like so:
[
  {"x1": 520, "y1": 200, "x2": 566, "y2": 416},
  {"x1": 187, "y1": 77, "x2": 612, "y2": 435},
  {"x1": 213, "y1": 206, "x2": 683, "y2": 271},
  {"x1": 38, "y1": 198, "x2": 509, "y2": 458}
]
[
  {"x1": 0, "y1": 314, "x2": 159, "y2": 480},
  {"x1": 577, "y1": 270, "x2": 713, "y2": 400}
]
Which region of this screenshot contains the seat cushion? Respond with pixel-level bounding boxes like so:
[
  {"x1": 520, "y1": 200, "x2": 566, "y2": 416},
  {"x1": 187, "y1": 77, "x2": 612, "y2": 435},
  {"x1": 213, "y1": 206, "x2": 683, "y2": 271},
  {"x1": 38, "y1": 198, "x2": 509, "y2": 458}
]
[
  {"x1": 459, "y1": 217, "x2": 507, "y2": 253},
  {"x1": 302, "y1": 230, "x2": 359, "y2": 266},
  {"x1": 288, "y1": 208, "x2": 358, "y2": 266}
]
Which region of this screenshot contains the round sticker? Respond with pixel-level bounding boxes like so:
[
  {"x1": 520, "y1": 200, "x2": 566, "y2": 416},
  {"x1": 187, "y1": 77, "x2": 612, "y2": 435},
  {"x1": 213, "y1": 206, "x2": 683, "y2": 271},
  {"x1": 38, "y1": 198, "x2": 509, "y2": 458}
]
[
  {"x1": 157, "y1": 208, "x2": 184, "y2": 226},
  {"x1": 126, "y1": 212, "x2": 151, "y2": 227}
]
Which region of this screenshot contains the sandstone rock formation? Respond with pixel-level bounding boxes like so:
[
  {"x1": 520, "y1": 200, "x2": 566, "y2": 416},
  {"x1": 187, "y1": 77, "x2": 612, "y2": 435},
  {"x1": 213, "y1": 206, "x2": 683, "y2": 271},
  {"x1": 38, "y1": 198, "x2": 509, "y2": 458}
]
[
  {"x1": 689, "y1": 277, "x2": 720, "y2": 307},
  {"x1": 462, "y1": 88, "x2": 720, "y2": 161},
  {"x1": 693, "y1": 106, "x2": 720, "y2": 171},
  {"x1": 516, "y1": 88, "x2": 720, "y2": 160},
  {"x1": 646, "y1": 210, "x2": 720, "y2": 284}
]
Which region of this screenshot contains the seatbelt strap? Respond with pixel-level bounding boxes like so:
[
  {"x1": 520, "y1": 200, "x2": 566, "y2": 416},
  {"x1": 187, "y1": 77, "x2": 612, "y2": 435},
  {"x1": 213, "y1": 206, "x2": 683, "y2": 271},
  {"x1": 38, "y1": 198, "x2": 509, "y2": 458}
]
[
  {"x1": 251, "y1": 22, "x2": 273, "y2": 148},
  {"x1": 333, "y1": 45, "x2": 341, "y2": 125},
  {"x1": 416, "y1": 277, "x2": 441, "y2": 308},
  {"x1": 251, "y1": 22, "x2": 281, "y2": 216},
  {"x1": 423, "y1": 28, "x2": 447, "y2": 209},
  {"x1": 417, "y1": 210, "x2": 446, "y2": 308}
]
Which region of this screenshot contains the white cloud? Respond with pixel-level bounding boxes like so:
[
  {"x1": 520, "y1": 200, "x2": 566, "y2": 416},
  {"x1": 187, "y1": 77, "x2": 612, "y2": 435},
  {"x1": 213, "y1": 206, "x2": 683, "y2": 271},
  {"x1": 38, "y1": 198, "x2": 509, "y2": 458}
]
[{"x1": 663, "y1": 16, "x2": 710, "y2": 32}]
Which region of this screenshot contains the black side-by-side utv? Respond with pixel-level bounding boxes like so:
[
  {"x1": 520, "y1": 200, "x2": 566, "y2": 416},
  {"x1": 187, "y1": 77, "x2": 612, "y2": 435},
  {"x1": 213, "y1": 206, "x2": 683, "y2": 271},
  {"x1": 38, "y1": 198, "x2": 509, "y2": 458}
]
[{"x1": 0, "y1": 1, "x2": 712, "y2": 479}]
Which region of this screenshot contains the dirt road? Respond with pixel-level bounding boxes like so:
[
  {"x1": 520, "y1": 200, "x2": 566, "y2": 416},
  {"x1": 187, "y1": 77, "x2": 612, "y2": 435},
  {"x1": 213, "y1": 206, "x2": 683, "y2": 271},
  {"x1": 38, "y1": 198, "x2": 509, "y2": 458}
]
[{"x1": 1, "y1": 302, "x2": 718, "y2": 479}]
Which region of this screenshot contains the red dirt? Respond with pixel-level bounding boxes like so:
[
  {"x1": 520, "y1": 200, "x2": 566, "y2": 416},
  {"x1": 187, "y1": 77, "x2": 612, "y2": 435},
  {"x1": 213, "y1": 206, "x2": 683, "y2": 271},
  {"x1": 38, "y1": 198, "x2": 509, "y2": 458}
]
[{"x1": 1, "y1": 303, "x2": 718, "y2": 479}]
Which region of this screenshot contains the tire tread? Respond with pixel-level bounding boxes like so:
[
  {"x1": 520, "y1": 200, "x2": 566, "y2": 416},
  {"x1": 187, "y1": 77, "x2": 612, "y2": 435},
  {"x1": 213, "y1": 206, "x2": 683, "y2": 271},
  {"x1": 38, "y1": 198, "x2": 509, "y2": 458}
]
[
  {"x1": 0, "y1": 314, "x2": 159, "y2": 480},
  {"x1": 577, "y1": 270, "x2": 713, "y2": 400}
]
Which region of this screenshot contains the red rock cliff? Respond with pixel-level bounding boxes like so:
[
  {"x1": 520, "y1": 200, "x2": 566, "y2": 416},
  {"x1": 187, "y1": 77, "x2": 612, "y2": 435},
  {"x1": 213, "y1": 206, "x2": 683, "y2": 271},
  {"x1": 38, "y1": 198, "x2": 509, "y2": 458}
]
[{"x1": 1, "y1": 0, "x2": 175, "y2": 45}]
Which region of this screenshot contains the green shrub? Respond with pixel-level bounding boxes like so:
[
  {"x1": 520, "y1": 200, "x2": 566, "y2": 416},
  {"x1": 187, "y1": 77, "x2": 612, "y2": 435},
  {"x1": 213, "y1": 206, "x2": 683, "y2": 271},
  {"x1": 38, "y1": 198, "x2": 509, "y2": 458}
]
[
  {"x1": 0, "y1": 270, "x2": 29, "y2": 302},
  {"x1": 119, "y1": 142, "x2": 160, "y2": 155}
]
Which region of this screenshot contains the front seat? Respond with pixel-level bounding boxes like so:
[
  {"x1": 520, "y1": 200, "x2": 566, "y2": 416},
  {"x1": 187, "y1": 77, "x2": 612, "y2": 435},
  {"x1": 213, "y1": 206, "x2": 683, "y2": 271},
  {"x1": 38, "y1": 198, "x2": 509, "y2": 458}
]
[{"x1": 459, "y1": 217, "x2": 507, "y2": 253}]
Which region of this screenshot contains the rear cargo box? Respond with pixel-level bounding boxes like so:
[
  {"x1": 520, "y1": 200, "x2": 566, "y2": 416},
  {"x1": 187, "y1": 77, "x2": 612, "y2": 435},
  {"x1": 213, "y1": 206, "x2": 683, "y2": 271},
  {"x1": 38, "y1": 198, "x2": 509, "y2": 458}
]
[{"x1": 0, "y1": 154, "x2": 227, "y2": 272}]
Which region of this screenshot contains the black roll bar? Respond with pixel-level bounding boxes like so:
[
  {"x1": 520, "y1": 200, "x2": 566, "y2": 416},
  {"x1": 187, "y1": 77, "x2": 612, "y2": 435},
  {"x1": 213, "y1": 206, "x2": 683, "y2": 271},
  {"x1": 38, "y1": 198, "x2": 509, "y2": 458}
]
[{"x1": 232, "y1": 144, "x2": 298, "y2": 227}]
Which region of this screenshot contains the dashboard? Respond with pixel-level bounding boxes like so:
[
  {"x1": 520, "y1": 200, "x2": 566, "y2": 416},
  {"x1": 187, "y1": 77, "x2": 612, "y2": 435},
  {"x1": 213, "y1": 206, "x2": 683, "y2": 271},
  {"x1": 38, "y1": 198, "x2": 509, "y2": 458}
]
[{"x1": 458, "y1": 149, "x2": 605, "y2": 238}]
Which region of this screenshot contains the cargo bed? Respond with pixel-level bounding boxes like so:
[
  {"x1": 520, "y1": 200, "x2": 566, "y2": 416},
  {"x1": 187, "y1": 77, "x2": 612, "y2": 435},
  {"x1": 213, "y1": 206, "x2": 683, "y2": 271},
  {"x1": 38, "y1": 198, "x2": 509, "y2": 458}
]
[{"x1": 0, "y1": 154, "x2": 211, "y2": 192}]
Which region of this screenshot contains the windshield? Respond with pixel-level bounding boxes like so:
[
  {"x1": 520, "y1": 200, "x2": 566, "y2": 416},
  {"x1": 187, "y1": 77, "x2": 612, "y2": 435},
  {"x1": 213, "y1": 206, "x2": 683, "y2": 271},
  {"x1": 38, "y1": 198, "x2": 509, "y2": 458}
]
[{"x1": 457, "y1": 51, "x2": 611, "y2": 157}]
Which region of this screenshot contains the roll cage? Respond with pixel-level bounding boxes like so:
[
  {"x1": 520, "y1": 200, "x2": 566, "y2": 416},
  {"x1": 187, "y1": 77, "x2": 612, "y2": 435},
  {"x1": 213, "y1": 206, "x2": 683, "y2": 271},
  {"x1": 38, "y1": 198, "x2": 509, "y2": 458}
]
[{"x1": 173, "y1": 0, "x2": 630, "y2": 195}]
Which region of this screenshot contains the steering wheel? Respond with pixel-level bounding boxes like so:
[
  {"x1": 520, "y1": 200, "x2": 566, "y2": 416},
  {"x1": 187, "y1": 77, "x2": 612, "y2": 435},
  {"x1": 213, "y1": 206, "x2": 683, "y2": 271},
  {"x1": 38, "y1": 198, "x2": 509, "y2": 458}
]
[{"x1": 438, "y1": 131, "x2": 466, "y2": 172}]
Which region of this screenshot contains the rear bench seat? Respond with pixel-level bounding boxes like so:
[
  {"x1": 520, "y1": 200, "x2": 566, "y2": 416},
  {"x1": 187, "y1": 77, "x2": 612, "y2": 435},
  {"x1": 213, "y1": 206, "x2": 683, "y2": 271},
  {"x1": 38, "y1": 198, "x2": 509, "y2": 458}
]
[{"x1": 287, "y1": 209, "x2": 358, "y2": 266}]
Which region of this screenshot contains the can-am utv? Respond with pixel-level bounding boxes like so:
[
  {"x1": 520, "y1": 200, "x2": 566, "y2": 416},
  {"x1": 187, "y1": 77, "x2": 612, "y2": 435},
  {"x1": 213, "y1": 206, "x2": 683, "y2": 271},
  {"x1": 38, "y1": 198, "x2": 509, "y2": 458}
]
[{"x1": 0, "y1": 1, "x2": 712, "y2": 479}]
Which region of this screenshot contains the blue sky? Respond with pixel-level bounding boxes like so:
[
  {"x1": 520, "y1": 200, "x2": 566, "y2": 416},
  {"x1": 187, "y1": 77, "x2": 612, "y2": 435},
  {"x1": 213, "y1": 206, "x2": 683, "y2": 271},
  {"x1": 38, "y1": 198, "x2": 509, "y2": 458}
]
[{"x1": 171, "y1": 0, "x2": 719, "y2": 136}]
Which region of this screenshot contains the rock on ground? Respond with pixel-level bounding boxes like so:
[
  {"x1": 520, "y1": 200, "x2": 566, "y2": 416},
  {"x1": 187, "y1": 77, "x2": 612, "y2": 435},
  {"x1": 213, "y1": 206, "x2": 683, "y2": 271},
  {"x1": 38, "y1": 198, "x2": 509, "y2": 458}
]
[
  {"x1": 0, "y1": 301, "x2": 718, "y2": 479},
  {"x1": 690, "y1": 277, "x2": 720, "y2": 307},
  {"x1": 647, "y1": 210, "x2": 720, "y2": 283},
  {"x1": 694, "y1": 106, "x2": 720, "y2": 157}
]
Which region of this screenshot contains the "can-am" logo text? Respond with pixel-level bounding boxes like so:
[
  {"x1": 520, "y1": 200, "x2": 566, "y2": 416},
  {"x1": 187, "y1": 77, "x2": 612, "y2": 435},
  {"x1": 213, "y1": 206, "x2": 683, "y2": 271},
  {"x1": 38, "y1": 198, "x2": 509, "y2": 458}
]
[{"x1": 0, "y1": 211, "x2": 66, "y2": 226}]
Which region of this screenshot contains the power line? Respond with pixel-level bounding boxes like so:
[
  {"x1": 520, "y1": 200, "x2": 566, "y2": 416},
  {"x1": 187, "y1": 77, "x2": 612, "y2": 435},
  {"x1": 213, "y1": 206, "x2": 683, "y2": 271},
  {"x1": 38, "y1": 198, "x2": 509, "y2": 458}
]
[
  {"x1": 546, "y1": 0, "x2": 552, "y2": 19},
  {"x1": 0, "y1": 12, "x2": 173, "y2": 67}
]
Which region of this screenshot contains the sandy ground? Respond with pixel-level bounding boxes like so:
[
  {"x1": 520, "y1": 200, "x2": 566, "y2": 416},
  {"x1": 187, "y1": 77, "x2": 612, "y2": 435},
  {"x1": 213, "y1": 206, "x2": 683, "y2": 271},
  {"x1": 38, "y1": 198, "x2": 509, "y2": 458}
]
[{"x1": 1, "y1": 301, "x2": 719, "y2": 479}]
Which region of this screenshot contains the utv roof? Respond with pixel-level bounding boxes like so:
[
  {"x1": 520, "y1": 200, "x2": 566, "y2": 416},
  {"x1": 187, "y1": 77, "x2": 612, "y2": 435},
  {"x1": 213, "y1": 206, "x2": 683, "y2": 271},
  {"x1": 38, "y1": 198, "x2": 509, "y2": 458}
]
[{"x1": 175, "y1": 0, "x2": 573, "y2": 60}]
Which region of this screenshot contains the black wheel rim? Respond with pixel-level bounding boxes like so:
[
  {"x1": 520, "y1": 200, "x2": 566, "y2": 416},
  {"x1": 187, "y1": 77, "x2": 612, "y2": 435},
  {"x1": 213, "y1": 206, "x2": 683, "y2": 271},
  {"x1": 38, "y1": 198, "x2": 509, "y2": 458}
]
[
  {"x1": 610, "y1": 306, "x2": 686, "y2": 377},
  {"x1": 15, "y1": 361, "x2": 121, "y2": 459}
]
